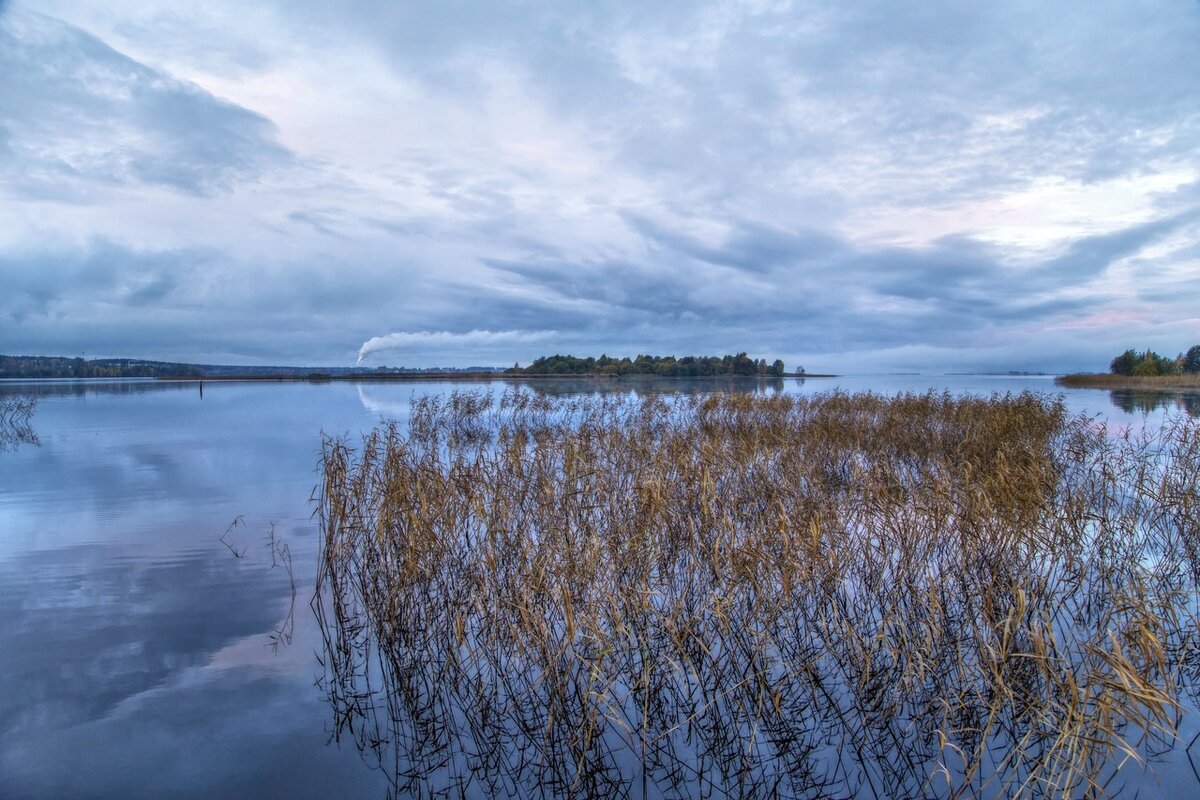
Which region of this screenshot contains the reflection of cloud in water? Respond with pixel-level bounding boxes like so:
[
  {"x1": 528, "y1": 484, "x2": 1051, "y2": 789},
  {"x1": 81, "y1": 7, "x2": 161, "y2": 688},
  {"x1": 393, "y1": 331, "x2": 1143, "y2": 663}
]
[
  {"x1": 0, "y1": 666, "x2": 387, "y2": 800},
  {"x1": 0, "y1": 543, "x2": 292, "y2": 736},
  {"x1": 0, "y1": 533, "x2": 385, "y2": 799}
]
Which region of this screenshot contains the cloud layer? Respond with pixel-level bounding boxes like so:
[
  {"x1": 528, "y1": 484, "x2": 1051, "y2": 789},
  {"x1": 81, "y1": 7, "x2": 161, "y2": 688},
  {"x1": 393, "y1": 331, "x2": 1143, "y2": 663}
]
[{"x1": 2, "y1": 1, "x2": 1198, "y2": 371}]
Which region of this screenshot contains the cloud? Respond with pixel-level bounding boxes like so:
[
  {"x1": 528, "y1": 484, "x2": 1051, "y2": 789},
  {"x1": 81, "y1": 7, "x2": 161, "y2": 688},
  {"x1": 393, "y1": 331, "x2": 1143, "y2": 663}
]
[
  {"x1": 286, "y1": 209, "x2": 350, "y2": 239},
  {"x1": 0, "y1": 237, "x2": 213, "y2": 322},
  {"x1": 0, "y1": 236, "x2": 392, "y2": 364},
  {"x1": 0, "y1": 9, "x2": 290, "y2": 198},
  {"x1": 1038, "y1": 210, "x2": 1200, "y2": 284},
  {"x1": 0, "y1": 545, "x2": 291, "y2": 737},
  {"x1": 1, "y1": 0, "x2": 1198, "y2": 372}
]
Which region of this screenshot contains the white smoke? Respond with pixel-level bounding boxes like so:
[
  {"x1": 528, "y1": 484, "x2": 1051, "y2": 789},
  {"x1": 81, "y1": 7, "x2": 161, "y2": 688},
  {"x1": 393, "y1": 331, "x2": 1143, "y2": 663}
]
[{"x1": 356, "y1": 329, "x2": 559, "y2": 364}]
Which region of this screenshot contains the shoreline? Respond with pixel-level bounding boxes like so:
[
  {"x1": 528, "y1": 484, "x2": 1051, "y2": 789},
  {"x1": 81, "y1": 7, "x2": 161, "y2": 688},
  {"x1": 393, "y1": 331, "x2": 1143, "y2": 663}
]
[
  {"x1": 1055, "y1": 373, "x2": 1200, "y2": 390},
  {"x1": 155, "y1": 372, "x2": 837, "y2": 383}
]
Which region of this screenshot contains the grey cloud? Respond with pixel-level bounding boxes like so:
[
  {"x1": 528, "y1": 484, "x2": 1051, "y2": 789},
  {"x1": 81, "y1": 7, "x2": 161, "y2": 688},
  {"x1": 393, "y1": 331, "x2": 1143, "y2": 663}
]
[
  {"x1": 0, "y1": 10, "x2": 290, "y2": 197},
  {"x1": 111, "y1": 12, "x2": 274, "y2": 79},
  {"x1": 1139, "y1": 281, "x2": 1200, "y2": 305},
  {"x1": 0, "y1": 238, "x2": 215, "y2": 322},
  {"x1": 2, "y1": 0, "x2": 1198, "y2": 373},
  {"x1": 1040, "y1": 211, "x2": 1200, "y2": 283},
  {"x1": 615, "y1": 216, "x2": 997, "y2": 324},
  {"x1": 483, "y1": 255, "x2": 712, "y2": 320},
  {"x1": 846, "y1": 212, "x2": 1200, "y2": 322},
  {"x1": 362, "y1": 216, "x2": 436, "y2": 238},
  {"x1": 286, "y1": 209, "x2": 350, "y2": 239},
  {"x1": 0, "y1": 236, "x2": 412, "y2": 363},
  {"x1": 1158, "y1": 180, "x2": 1200, "y2": 211},
  {"x1": 621, "y1": 213, "x2": 845, "y2": 274},
  {"x1": 124, "y1": 271, "x2": 179, "y2": 305},
  {"x1": 466, "y1": 206, "x2": 1199, "y2": 365}
]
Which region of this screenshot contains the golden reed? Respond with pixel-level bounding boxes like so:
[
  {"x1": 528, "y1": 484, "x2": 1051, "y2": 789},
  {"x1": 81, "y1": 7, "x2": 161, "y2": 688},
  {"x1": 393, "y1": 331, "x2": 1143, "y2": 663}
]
[{"x1": 316, "y1": 390, "x2": 1200, "y2": 799}]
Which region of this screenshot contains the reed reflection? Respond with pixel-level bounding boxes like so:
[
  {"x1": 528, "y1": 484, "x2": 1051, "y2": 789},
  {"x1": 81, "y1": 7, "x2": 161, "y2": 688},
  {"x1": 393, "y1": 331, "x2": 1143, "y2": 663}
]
[{"x1": 0, "y1": 396, "x2": 39, "y2": 452}]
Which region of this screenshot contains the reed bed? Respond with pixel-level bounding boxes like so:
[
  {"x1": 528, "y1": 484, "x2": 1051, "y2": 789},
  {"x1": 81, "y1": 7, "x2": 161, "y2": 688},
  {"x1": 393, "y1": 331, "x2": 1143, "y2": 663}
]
[
  {"x1": 315, "y1": 390, "x2": 1200, "y2": 799},
  {"x1": 1056, "y1": 373, "x2": 1200, "y2": 391}
]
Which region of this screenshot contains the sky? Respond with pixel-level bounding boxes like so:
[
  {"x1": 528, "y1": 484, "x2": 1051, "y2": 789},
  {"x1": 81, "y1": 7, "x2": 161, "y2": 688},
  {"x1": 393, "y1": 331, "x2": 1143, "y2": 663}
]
[{"x1": 1, "y1": 0, "x2": 1198, "y2": 372}]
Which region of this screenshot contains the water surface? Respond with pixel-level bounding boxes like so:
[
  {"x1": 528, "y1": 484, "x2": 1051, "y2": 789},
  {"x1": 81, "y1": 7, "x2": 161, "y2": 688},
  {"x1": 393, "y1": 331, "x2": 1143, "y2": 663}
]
[{"x1": 0, "y1": 375, "x2": 1192, "y2": 798}]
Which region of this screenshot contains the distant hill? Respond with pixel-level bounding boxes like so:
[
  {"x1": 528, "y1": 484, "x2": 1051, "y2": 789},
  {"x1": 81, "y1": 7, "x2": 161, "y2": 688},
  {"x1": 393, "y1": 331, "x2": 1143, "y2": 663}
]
[
  {"x1": 0, "y1": 355, "x2": 207, "y2": 379},
  {"x1": 0, "y1": 355, "x2": 504, "y2": 380}
]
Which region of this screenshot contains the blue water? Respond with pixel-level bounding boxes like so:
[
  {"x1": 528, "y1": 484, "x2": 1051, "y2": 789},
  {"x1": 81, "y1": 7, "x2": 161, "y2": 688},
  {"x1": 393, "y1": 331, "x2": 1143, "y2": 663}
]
[{"x1": 0, "y1": 376, "x2": 1194, "y2": 799}]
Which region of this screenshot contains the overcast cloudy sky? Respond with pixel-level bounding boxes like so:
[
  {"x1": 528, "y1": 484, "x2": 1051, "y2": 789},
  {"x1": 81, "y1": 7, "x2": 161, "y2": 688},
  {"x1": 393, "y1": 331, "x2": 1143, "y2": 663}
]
[{"x1": 1, "y1": 0, "x2": 1197, "y2": 371}]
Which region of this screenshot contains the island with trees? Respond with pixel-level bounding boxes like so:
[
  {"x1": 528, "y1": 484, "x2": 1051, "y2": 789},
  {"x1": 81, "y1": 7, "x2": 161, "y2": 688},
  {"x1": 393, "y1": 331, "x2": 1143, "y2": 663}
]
[
  {"x1": 504, "y1": 353, "x2": 813, "y2": 378},
  {"x1": 1056, "y1": 345, "x2": 1200, "y2": 389}
]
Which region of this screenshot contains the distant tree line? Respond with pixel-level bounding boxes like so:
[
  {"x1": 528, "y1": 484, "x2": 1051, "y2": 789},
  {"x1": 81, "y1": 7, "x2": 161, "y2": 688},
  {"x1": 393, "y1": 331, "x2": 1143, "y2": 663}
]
[
  {"x1": 506, "y1": 353, "x2": 790, "y2": 377},
  {"x1": 1109, "y1": 346, "x2": 1200, "y2": 376},
  {"x1": 0, "y1": 355, "x2": 202, "y2": 379}
]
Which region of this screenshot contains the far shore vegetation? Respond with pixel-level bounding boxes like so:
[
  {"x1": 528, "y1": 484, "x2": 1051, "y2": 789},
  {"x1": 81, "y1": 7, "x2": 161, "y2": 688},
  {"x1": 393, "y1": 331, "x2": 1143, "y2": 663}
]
[
  {"x1": 505, "y1": 352, "x2": 801, "y2": 377},
  {"x1": 1057, "y1": 372, "x2": 1200, "y2": 390},
  {"x1": 1055, "y1": 344, "x2": 1200, "y2": 390},
  {"x1": 1, "y1": 352, "x2": 819, "y2": 382},
  {"x1": 0, "y1": 354, "x2": 509, "y2": 381},
  {"x1": 1, "y1": 354, "x2": 204, "y2": 379}
]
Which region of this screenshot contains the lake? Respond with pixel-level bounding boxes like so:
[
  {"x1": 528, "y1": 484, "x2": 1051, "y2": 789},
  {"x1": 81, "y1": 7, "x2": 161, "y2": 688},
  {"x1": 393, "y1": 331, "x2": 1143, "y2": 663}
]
[{"x1": 1, "y1": 375, "x2": 1196, "y2": 799}]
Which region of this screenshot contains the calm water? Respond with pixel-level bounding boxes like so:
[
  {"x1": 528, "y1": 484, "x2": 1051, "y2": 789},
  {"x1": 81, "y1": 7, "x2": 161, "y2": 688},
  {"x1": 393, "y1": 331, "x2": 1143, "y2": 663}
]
[{"x1": 0, "y1": 375, "x2": 1195, "y2": 799}]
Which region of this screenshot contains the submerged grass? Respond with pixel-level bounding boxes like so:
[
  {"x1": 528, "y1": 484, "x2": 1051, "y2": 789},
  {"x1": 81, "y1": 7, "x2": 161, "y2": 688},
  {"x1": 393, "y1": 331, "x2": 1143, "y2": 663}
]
[
  {"x1": 316, "y1": 390, "x2": 1200, "y2": 799},
  {"x1": 0, "y1": 396, "x2": 38, "y2": 452}
]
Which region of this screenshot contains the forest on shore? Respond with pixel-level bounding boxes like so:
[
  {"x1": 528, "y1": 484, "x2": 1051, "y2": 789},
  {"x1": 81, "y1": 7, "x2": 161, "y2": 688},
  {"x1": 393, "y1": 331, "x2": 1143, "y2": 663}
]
[
  {"x1": 504, "y1": 353, "x2": 794, "y2": 377},
  {"x1": 1056, "y1": 344, "x2": 1200, "y2": 390},
  {"x1": 0, "y1": 355, "x2": 203, "y2": 379},
  {"x1": 1109, "y1": 346, "x2": 1200, "y2": 376}
]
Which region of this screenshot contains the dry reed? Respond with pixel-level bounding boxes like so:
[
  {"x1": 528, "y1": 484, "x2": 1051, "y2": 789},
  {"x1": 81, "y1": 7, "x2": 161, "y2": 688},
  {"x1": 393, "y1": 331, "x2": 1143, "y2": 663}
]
[
  {"x1": 1056, "y1": 373, "x2": 1200, "y2": 391},
  {"x1": 316, "y1": 390, "x2": 1200, "y2": 799}
]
